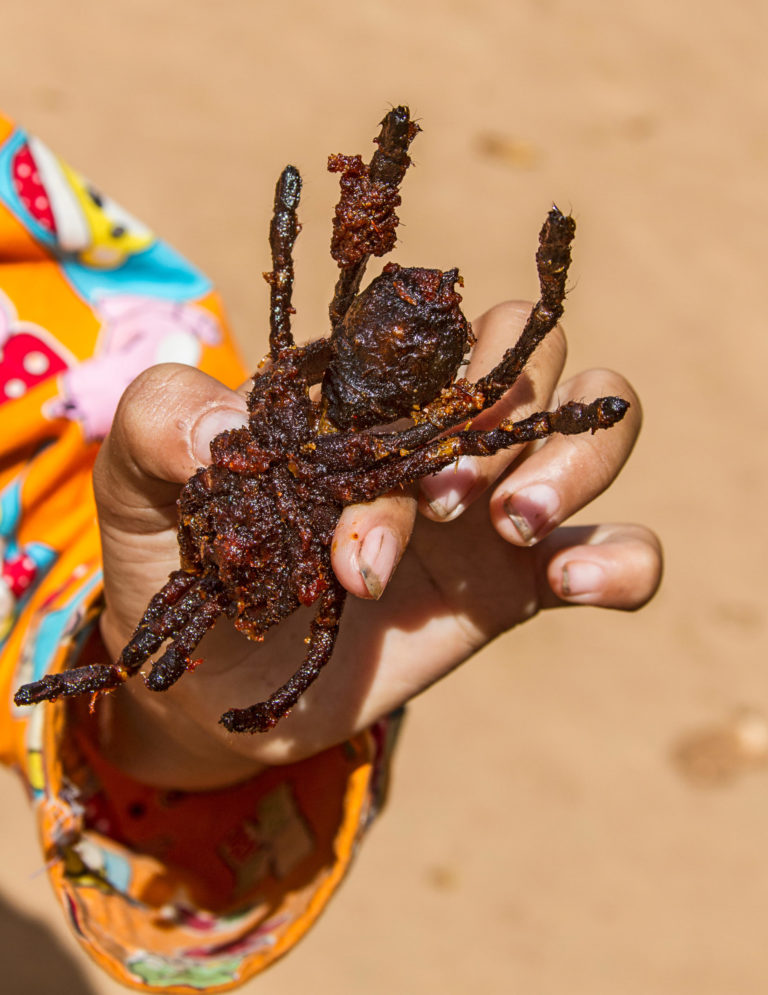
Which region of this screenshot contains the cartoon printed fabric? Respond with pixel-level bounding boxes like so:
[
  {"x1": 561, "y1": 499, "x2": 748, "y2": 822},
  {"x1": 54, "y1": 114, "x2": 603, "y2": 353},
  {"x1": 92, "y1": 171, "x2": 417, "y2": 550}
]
[{"x1": 0, "y1": 112, "x2": 397, "y2": 993}]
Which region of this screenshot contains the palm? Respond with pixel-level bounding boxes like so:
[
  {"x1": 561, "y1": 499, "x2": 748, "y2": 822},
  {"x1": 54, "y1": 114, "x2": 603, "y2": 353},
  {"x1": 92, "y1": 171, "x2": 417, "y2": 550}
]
[
  {"x1": 104, "y1": 494, "x2": 538, "y2": 767},
  {"x1": 91, "y1": 310, "x2": 659, "y2": 786}
]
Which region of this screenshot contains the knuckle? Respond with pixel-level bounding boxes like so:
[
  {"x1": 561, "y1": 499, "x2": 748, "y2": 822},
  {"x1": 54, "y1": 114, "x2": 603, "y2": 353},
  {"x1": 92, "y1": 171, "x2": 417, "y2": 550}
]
[
  {"x1": 622, "y1": 529, "x2": 664, "y2": 610},
  {"x1": 353, "y1": 489, "x2": 417, "y2": 536},
  {"x1": 475, "y1": 300, "x2": 533, "y2": 338},
  {"x1": 547, "y1": 322, "x2": 568, "y2": 367},
  {"x1": 91, "y1": 441, "x2": 112, "y2": 501},
  {"x1": 119, "y1": 362, "x2": 195, "y2": 411},
  {"x1": 638, "y1": 529, "x2": 664, "y2": 578},
  {"x1": 114, "y1": 363, "x2": 222, "y2": 446},
  {"x1": 114, "y1": 364, "x2": 184, "y2": 434},
  {"x1": 488, "y1": 298, "x2": 534, "y2": 320}
]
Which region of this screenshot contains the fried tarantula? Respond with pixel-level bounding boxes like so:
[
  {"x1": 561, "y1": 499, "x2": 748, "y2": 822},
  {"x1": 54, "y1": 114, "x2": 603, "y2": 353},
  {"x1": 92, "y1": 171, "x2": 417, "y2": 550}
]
[{"x1": 15, "y1": 107, "x2": 628, "y2": 732}]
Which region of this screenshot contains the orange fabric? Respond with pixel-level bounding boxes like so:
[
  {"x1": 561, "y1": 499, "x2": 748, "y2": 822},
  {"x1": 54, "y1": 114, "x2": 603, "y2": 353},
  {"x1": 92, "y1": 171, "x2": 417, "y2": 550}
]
[{"x1": 0, "y1": 112, "x2": 396, "y2": 992}]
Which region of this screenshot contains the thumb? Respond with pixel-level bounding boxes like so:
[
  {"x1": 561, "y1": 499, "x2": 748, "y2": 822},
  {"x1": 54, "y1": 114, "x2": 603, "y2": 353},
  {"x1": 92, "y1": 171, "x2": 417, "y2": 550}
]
[
  {"x1": 94, "y1": 363, "x2": 249, "y2": 535},
  {"x1": 94, "y1": 364, "x2": 249, "y2": 646}
]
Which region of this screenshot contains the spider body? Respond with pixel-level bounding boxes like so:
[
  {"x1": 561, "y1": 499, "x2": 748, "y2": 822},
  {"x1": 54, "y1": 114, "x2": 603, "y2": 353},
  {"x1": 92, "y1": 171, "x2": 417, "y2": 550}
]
[{"x1": 15, "y1": 107, "x2": 629, "y2": 732}]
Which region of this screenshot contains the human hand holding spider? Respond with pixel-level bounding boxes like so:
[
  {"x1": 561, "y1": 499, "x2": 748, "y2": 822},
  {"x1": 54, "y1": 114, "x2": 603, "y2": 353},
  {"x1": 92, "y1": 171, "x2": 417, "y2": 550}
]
[{"x1": 93, "y1": 299, "x2": 661, "y2": 789}]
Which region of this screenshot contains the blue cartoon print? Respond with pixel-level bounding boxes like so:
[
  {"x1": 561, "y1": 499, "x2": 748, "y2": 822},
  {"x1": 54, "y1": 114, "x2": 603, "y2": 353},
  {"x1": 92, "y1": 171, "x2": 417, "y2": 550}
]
[{"x1": 0, "y1": 479, "x2": 56, "y2": 643}]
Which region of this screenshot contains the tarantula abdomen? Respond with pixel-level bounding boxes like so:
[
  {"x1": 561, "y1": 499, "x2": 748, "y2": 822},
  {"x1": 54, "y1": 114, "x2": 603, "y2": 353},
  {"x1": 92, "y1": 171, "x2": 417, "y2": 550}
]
[{"x1": 322, "y1": 263, "x2": 473, "y2": 430}]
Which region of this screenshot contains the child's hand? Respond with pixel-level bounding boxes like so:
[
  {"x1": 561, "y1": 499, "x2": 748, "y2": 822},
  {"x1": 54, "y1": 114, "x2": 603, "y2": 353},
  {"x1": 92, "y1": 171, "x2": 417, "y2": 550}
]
[{"x1": 94, "y1": 302, "x2": 661, "y2": 789}]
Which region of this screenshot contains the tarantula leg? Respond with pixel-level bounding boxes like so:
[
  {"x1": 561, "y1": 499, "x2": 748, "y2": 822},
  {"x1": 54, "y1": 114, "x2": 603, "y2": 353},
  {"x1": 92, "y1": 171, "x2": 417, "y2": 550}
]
[
  {"x1": 474, "y1": 206, "x2": 576, "y2": 406},
  {"x1": 324, "y1": 397, "x2": 629, "y2": 504},
  {"x1": 117, "y1": 569, "x2": 204, "y2": 672},
  {"x1": 328, "y1": 106, "x2": 420, "y2": 328},
  {"x1": 14, "y1": 663, "x2": 129, "y2": 706},
  {"x1": 272, "y1": 337, "x2": 332, "y2": 382},
  {"x1": 12, "y1": 569, "x2": 204, "y2": 706},
  {"x1": 264, "y1": 165, "x2": 302, "y2": 357},
  {"x1": 219, "y1": 579, "x2": 347, "y2": 734},
  {"x1": 401, "y1": 206, "x2": 576, "y2": 443},
  {"x1": 145, "y1": 579, "x2": 228, "y2": 691},
  {"x1": 307, "y1": 380, "x2": 481, "y2": 475}
]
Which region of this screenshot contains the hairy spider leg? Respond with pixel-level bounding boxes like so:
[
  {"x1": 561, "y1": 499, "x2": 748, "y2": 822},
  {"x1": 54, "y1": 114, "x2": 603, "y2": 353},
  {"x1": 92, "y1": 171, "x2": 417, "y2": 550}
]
[
  {"x1": 219, "y1": 578, "x2": 347, "y2": 733},
  {"x1": 329, "y1": 105, "x2": 420, "y2": 329},
  {"x1": 144, "y1": 577, "x2": 229, "y2": 691},
  {"x1": 117, "y1": 569, "x2": 207, "y2": 670},
  {"x1": 14, "y1": 663, "x2": 128, "y2": 705},
  {"x1": 473, "y1": 207, "x2": 575, "y2": 407},
  {"x1": 13, "y1": 569, "x2": 204, "y2": 706},
  {"x1": 264, "y1": 165, "x2": 302, "y2": 358},
  {"x1": 321, "y1": 397, "x2": 628, "y2": 505},
  {"x1": 240, "y1": 338, "x2": 333, "y2": 446}
]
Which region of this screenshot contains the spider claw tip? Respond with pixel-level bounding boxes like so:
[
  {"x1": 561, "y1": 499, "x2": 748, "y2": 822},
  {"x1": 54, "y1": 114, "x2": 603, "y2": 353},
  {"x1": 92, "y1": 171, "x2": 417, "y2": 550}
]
[{"x1": 219, "y1": 706, "x2": 278, "y2": 734}]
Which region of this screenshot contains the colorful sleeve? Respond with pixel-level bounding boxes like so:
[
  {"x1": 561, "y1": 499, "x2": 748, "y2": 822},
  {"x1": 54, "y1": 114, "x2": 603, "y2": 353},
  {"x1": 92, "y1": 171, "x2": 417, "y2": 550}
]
[{"x1": 0, "y1": 113, "x2": 399, "y2": 993}]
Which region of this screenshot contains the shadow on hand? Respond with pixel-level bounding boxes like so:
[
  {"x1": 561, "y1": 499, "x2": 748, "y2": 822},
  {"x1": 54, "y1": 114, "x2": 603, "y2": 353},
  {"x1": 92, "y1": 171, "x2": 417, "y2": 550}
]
[{"x1": 0, "y1": 888, "x2": 97, "y2": 994}]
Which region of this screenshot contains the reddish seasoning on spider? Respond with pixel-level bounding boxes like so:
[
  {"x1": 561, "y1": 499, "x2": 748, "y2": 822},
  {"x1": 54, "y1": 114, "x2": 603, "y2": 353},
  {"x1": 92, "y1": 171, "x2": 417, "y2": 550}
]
[{"x1": 15, "y1": 107, "x2": 628, "y2": 732}]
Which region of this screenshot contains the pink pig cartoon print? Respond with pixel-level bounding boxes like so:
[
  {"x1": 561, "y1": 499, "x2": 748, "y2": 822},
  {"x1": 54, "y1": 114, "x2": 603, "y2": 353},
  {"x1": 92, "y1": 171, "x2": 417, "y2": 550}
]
[{"x1": 47, "y1": 295, "x2": 222, "y2": 440}]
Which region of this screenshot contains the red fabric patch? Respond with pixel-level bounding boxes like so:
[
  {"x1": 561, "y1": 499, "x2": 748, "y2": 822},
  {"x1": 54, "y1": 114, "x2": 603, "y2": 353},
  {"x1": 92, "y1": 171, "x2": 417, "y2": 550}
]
[
  {"x1": 11, "y1": 144, "x2": 57, "y2": 232},
  {"x1": 0, "y1": 331, "x2": 70, "y2": 404},
  {"x1": 2, "y1": 550, "x2": 38, "y2": 598}
]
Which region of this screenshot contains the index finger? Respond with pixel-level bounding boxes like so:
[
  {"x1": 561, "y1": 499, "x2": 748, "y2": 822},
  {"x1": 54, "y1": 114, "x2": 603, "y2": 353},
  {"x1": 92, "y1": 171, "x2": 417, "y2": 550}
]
[{"x1": 331, "y1": 489, "x2": 417, "y2": 600}]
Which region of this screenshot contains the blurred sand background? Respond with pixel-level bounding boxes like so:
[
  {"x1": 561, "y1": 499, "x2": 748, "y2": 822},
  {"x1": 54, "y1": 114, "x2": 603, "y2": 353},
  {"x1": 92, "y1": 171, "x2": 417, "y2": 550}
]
[{"x1": 0, "y1": 1, "x2": 767, "y2": 992}]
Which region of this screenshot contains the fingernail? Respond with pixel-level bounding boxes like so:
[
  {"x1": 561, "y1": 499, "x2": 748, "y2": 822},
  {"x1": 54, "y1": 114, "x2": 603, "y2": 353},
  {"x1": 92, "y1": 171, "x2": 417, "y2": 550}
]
[
  {"x1": 420, "y1": 456, "x2": 476, "y2": 520},
  {"x1": 504, "y1": 484, "x2": 560, "y2": 544},
  {"x1": 561, "y1": 561, "x2": 605, "y2": 598},
  {"x1": 357, "y1": 526, "x2": 400, "y2": 599},
  {"x1": 193, "y1": 409, "x2": 249, "y2": 464}
]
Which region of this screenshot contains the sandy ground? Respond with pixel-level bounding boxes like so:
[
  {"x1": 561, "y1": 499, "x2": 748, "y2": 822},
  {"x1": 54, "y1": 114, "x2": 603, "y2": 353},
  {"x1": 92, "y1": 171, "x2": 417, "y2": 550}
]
[{"x1": 0, "y1": 1, "x2": 766, "y2": 992}]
